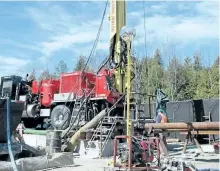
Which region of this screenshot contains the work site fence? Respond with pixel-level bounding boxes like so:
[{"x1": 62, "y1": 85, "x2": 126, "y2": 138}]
[{"x1": 138, "y1": 98, "x2": 219, "y2": 142}]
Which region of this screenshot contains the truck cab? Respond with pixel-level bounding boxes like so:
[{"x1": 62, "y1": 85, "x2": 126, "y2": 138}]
[{"x1": 0, "y1": 75, "x2": 29, "y2": 100}]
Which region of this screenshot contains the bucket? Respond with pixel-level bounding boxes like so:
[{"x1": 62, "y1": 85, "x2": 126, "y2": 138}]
[{"x1": 46, "y1": 130, "x2": 62, "y2": 154}]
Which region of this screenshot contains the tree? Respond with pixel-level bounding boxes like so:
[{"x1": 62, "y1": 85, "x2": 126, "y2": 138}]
[
  {"x1": 193, "y1": 52, "x2": 203, "y2": 71},
  {"x1": 53, "y1": 60, "x2": 68, "y2": 78},
  {"x1": 38, "y1": 69, "x2": 51, "y2": 80},
  {"x1": 138, "y1": 49, "x2": 165, "y2": 101},
  {"x1": 213, "y1": 56, "x2": 219, "y2": 67},
  {"x1": 74, "y1": 55, "x2": 94, "y2": 72},
  {"x1": 139, "y1": 56, "x2": 152, "y2": 100},
  {"x1": 194, "y1": 69, "x2": 210, "y2": 99},
  {"x1": 209, "y1": 56, "x2": 219, "y2": 98},
  {"x1": 74, "y1": 56, "x2": 87, "y2": 71},
  {"x1": 28, "y1": 68, "x2": 36, "y2": 81},
  {"x1": 182, "y1": 56, "x2": 196, "y2": 99},
  {"x1": 154, "y1": 49, "x2": 163, "y2": 66},
  {"x1": 165, "y1": 56, "x2": 188, "y2": 101}
]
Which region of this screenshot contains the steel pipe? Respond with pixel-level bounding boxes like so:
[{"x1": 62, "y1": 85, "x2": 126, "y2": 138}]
[
  {"x1": 145, "y1": 122, "x2": 220, "y2": 130},
  {"x1": 153, "y1": 129, "x2": 220, "y2": 133},
  {"x1": 66, "y1": 108, "x2": 107, "y2": 151}
]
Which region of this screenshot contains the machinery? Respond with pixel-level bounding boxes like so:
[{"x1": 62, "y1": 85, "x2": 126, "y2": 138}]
[
  {"x1": 0, "y1": 75, "x2": 30, "y2": 101},
  {"x1": 0, "y1": 0, "x2": 134, "y2": 133},
  {"x1": 0, "y1": 69, "x2": 122, "y2": 130},
  {"x1": 112, "y1": 135, "x2": 161, "y2": 170},
  {"x1": 0, "y1": 2, "x2": 166, "y2": 168},
  {"x1": 117, "y1": 136, "x2": 159, "y2": 166}
]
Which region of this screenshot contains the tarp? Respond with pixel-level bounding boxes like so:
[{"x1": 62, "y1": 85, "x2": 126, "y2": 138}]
[
  {"x1": 166, "y1": 100, "x2": 195, "y2": 140},
  {"x1": 202, "y1": 99, "x2": 219, "y2": 140}
]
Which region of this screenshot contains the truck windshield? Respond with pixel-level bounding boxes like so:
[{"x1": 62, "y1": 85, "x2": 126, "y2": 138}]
[{"x1": 2, "y1": 80, "x2": 13, "y2": 97}]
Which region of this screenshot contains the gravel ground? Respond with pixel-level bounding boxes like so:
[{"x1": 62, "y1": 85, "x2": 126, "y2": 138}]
[
  {"x1": 1, "y1": 144, "x2": 219, "y2": 171},
  {"x1": 47, "y1": 157, "x2": 110, "y2": 171},
  {"x1": 48, "y1": 155, "x2": 220, "y2": 171},
  {"x1": 48, "y1": 143, "x2": 220, "y2": 171}
]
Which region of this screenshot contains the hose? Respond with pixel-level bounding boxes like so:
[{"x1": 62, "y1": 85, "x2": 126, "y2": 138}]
[
  {"x1": 7, "y1": 98, "x2": 18, "y2": 171},
  {"x1": 62, "y1": 54, "x2": 111, "y2": 136},
  {"x1": 56, "y1": 0, "x2": 109, "y2": 128}
]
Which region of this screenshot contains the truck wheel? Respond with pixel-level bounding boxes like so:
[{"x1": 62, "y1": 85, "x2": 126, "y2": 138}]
[{"x1": 51, "y1": 105, "x2": 71, "y2": 130}]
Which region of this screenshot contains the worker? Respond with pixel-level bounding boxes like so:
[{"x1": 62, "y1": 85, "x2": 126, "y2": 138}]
[
  {"x1": 15, "y1": 121, "x2": 25, "y2": 142},
  {"x1": 156, "y1": 109, "x2": 168, "y2": 123},
  {"x1": 155, "y1": 109, "x2": 168, "y2": 156}
]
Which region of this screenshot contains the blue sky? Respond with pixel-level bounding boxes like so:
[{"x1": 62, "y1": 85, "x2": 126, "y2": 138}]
[{"x1": 0, "y1": 1, "x2": 219, "y2": 77}]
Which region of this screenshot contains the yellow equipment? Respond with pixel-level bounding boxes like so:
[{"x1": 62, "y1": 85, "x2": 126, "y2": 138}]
[
  {"x1": 109, "y1": 0, "x2": 126, "y2": 94},
  {"x1": 109, "y1": 0, "x2": 135, "y2": 137}
]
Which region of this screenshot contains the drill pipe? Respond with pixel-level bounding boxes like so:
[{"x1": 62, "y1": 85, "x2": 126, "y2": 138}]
[
  {"x1": 145, "y1": 122, "x2": 220, "y2": 130},
  {"x1": 66, "y1": 108, "x2": 107, "y2": 151}
]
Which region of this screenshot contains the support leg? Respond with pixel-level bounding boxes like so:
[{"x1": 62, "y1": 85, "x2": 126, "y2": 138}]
[
  {"x1": 159, "y1": 133, "x2": 169, "y2": 157},
  {"x1": 193, "y1": 137, "x2": 204, "y2": 154},
  {"x1": 183, "y1": 133, "x2": 190, "y2": 153}
]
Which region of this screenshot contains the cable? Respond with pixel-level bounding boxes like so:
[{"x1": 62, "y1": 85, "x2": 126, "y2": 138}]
[
  {"x1": 62, "y1": 54, "x2": 112, "y2": 137},
  {"x1": 51, "y1": 0, "x2": 108, "y2": 130},
  {"x1": 142, "y1": 0, "x2": 151, "y2": 96},
  {"x1": 7, "y1": 98, "x2": 18, "y2": 171},
  {"x1": 60, "y1": 0, "x2": 109, "y2": 133},
  {"x1": 82, "y1": 0, "x2": 108, "y2": 74},
  {"x1": 142, "y1": 0, "x2": 148, "y2": 58},
  {"x1": 67, "y1": 0, "x2": 108, "y2": 124}
]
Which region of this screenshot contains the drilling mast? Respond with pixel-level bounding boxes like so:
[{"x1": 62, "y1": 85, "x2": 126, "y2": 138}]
[
  {"x1": 109, "y1": 0, "x2": 126, "y2": 94},
  {"x1": 109, "y1": 0, "x2": 134, "y2": 137}
]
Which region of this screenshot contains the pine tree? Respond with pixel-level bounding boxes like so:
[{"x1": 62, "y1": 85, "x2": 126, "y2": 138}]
[
  {"x1": 209, "y1": 56, "x2": 219, "y2": 98},
  {"x1": 115, "y1": 48, "x2": 218, "y2": 101},
  {"x1": 193, "y1": 52, "x2": 203, "y2": 71},
  {"x1": 74, "y1": 56, "x2": 94, "y2": 72},
  {"x1": 166, "y1": 56, "x2": 187, "y2": 101},
  {"x1": 74, "y1": 56, "x2": 87, "y2": 71},
  {"x1": 182, "y1": 57, "x2": 195, "y2": 99}
]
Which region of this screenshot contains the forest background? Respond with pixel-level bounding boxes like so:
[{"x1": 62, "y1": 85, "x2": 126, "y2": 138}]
[{"x1": 28, "y1": 49, "x2": 219, "y2": 102}]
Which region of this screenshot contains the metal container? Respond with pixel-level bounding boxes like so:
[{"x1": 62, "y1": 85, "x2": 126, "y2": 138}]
[{"x1": 46, "y1": 130, "x2": 62, "y2": 154}]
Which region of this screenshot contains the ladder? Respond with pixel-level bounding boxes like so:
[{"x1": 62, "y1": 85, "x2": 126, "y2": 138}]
[
  {"x1": 203, "y1": 112, "x2": 216, "y2": 144},
  {"x1": 69, "y1": 90, "x2": 91, "y2": 127},
  {"x1": 85, "y1": 116, "x2": 123, "y2": 156},
  {"x1": 69, "y1": 96, "x2": 84, "y2": 127}
]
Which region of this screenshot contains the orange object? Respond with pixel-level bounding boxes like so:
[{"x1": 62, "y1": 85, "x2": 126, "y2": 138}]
[{"x1": 158, "y1": 112, "x2": 167, "y2": 123}]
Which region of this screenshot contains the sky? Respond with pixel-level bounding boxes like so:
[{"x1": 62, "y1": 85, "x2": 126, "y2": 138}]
[{"x1": 0, "y1": 0, "x2": 219, "y2": 78}]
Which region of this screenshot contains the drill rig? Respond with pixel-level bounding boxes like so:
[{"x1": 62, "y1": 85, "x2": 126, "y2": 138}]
[{"x1": 66, "y1": 0, "x2": 136, "y2": 151}]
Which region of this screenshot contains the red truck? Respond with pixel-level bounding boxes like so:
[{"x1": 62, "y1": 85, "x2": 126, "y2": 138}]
[{"x1": 18, "y1": 68, "x2": 121, "y2": 130}]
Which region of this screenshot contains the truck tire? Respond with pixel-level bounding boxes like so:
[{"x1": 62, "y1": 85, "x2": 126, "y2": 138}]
[{"x1": 51, "y1": 105, "x2": 71, "y2": 130}]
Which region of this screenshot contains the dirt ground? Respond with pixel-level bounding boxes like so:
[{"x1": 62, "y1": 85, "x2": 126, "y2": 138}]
[
  {"x1": 0, "y1": 143, "x2": 219, "y2": 171},
  {"x1": 49, "y1": 144, "x2": 220, "y2": 171}
]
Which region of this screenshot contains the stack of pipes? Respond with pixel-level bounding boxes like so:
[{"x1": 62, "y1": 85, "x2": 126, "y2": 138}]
[{"x1": 145, "y1": 122, "x2": 220, "y2": 134}]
